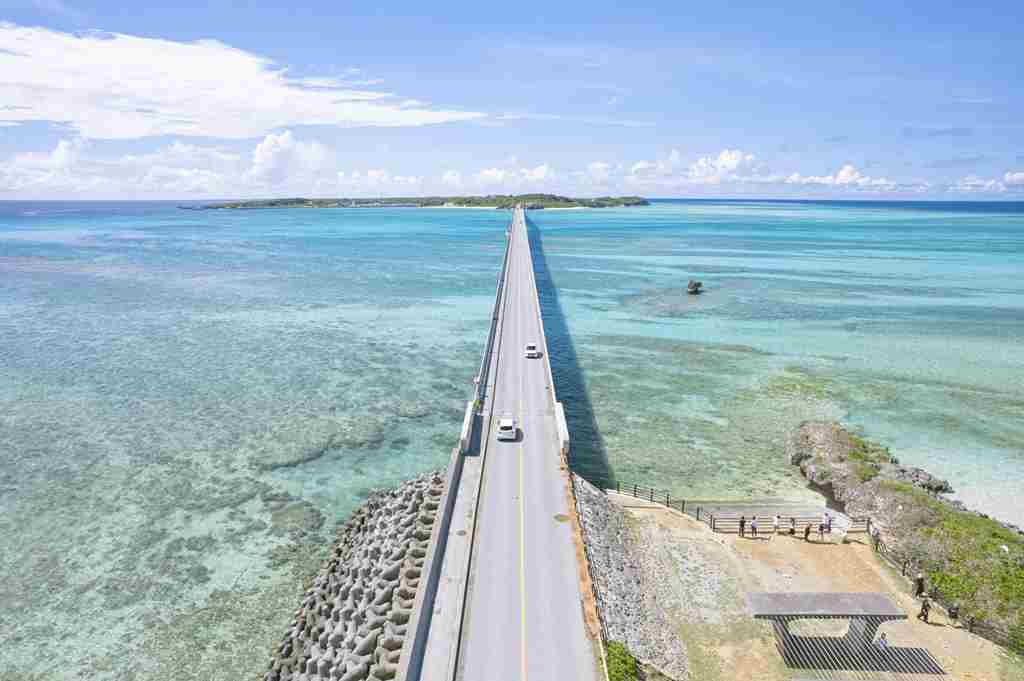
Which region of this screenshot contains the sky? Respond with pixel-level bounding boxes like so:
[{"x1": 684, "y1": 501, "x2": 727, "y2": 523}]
[{"x1": 0, "y1": 0, "x2": 1022, "y2": 199}]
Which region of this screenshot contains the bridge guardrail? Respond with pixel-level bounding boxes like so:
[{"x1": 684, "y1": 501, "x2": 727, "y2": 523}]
[{"x1": 396, "y1": 210, "x2": 517, "y2": 681}]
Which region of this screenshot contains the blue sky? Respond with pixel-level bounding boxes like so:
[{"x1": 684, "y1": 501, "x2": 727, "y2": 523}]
[{"x1": 1, "y1": 0, "x2": 1022, "y2": 198}]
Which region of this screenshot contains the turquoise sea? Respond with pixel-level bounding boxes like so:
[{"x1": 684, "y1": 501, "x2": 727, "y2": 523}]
[{"x1": 2, "y1": 199, "x2": 1022, "y2": 679}]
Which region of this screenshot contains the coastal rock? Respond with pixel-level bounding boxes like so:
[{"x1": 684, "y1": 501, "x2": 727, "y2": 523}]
[
  {"x1": 786, "y1": 421, "x2": 951, "y2": 504},
  {"x1": 264, "y1": 472, "x2": 443, "y2": 681},
  {"x1": 891, "y1": 465, "x2": 953, "y2": 494}
]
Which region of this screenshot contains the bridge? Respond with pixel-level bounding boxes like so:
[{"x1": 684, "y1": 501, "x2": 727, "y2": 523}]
[{"x1": 397, "y1": 206, "x2": 601, "y2": 681}]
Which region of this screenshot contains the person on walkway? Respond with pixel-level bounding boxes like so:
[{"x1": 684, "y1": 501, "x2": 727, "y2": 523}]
[
  {"x1": 771, "y1": 514, "x2": 780, "y2": 540},
  {"x1": 871, "y1": 525, "x2": 881, "y2": 550},
  {"x1": 917, "y1": 596, "x2": 931, "y2": 623},
  {"x1": 739, "y1": 515, "x2": 746, "y2": 538},
  {"x1": 948, "y1": 602, "x2": 960, "y2": 627},
  {"x1": 875, "y1": 632, "x2": 889, "y2": 649},
  {"x1": 751, "y1": 516, "x2": 759, "y2": 538},
  {"x1": 827, "y1": 512, "x2": 833, "y2": 533},
  {"x1": 914, "y1": 572, "x2": 926, "y2": 598},
  {"x1": 789, "y1": 517, "x2": 796, "y2": 535},
  {"x1": 804, "y1": 523, "x2": 812, "y2": 542},
  {"x1": 817, "y1": 522, "x2": 825, "y2": 542}
]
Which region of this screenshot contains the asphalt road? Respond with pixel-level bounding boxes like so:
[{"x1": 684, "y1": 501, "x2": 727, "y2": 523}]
[{"x1": 457, "y1": 208, "x2": 600, "y2": 681}]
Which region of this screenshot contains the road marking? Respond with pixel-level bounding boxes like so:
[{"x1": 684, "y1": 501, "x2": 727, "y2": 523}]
[
  {"x1": 518, "y1": 218, "x2": 529, "y2": 681},
  {"x1": 518, "y1": 437, "x2": 527, "y2": 681}
]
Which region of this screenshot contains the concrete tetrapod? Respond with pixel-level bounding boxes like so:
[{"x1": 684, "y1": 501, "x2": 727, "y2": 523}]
[{"x1": 264, "y1": 473, "x2": 444, "y2": 681}]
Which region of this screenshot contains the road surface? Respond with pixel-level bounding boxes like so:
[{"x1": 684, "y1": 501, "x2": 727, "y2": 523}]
[{"x1": 456, "y1": 208, "x2": 600, "y2": 681}]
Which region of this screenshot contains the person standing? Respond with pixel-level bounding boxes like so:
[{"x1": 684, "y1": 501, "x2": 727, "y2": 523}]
[
  {"x1": 789, "y1": 517, "x2": 796, "y2": 536},
  {"x1": 917, "y1": 596, "x2": 931, "y2": 623},
  {"x1": 751, "y1": 516, "x2": 759, "y2": 538},
  {"x1": 771, "y1": 514, "x2": 780, "y2": 541},
  {"x1": 739, "y1": 515, "x2": 746, "y2": 538},
  {"x1": 948, "y1": 602, "x2": 960, "y2": 627},
  {"x1": 827, "y1": 512, "x2": 833, "y2": 533},
  {"x1": 804, "y1": 524, "x2": 812, "y2": 542},
  {"x1": 914, "y1": 573, "x2": 926, "y2": 598},
  {"x1": 817, "y1": 522, "x2": 825, "y2": 542},
  {"x1": 875, "y1": 632, "x2": 889, "y2": 649}
]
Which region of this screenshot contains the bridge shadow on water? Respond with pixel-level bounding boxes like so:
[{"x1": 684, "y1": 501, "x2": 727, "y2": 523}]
[{"x1": 526, "y1": 215, "x2": 614, "y2": 486}]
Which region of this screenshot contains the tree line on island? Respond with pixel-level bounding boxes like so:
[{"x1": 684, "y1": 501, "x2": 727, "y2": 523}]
[{"x1": 187, "y1": 194, "x2": 649, "y2": 210}]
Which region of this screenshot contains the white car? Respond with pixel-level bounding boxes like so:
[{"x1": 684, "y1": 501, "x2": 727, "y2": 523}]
[
  {"x1": 496, "y1": 415, "x2": 518, "y2": 441},
  {"x1": 524, "y1": 342, "x2": 541, "y2": 358}
]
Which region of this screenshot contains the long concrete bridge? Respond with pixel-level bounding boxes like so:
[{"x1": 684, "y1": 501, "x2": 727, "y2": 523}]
[{"x1": 397, "y1": 206, "x2": 602, "y2": 681}]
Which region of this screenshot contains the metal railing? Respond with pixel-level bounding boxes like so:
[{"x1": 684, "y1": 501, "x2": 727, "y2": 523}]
[
  {"x1": 872, "y1": 536, "x2": 1021, "y2": 653},
  {"x1": 596, "y1": 478, "x2": 870, "y2": 534}
]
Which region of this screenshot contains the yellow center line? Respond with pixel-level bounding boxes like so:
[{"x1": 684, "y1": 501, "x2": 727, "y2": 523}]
[
  {"x1": 519, "y1": 432, "x2": 527, "y2": 681},
  {"x1": 518, "y1": 213, "x2": 529, "y2": 681}
]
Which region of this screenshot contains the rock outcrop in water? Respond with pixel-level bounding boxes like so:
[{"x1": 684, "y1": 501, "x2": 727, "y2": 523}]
[
  {"x1": 263, "y1": 472, "x2": 444, "y2": 681},
  {"x1": 786, "y1": 421, "x2": 953, "y2": 529}
]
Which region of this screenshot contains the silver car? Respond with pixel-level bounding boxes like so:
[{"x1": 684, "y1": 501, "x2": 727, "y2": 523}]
[{"x1": 496, "y1": 415, "x2": 518, "y2": 441}]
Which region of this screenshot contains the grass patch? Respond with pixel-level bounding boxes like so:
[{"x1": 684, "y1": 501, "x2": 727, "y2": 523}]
[
  {"x1": 878, "y1": 479, "x2": 1024, "y2": 649},
  {"x1": 843, "y1": 433, "x2": 891, "y2": 482},
  {"x1": 606, "y1": 641, "x2": 639, "y2": 681}
]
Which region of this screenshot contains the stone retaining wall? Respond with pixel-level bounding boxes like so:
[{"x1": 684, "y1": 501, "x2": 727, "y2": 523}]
[
  {"x1": 572, "y1": 475, "x2": 688, "y2": 679},
  {"x1": 263, "y1": 472, "x2": 444, "y2": 681}
]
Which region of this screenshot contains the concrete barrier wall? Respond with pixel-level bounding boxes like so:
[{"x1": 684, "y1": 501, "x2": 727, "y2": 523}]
[
  {"x1": 395, "y1": 445, "x2": 467, "y2": 681},
  {"x1": 555, "y1": 401, "x2": 570, "y2": 457},
  {"x1": 458, "y1": 401, "x2": 474, "y2": 454},
  {"x1": 523, "y1": 209, "x2": 570, "y2": 458},
  {"x1": 395, "y1": 211, "x2": 516, "y2": 681}
]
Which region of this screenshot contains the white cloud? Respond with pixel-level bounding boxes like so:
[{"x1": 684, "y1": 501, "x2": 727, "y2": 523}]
[
  {"x1": 630, "y1": 149, "x2": 683, "y2": 178},
  {"x1": 627, "y1": 148, "x2": 776, "y2": 188},
  {"x1": 1004, "y1": 171, "x2": 1024, "y2": 186},
  {"x1": 0, "y1": 138, "x2": 85, "y2": 192},
  {"x1": 686, "y1": 149, "x2": 763, "y2": 184},
  {"x1": 950, "y1": 175, "x2": 1006, "y2": 193},
  {"x1": 785, "y1": 163, "x2": 895, "y2": 190},
  {"x1": 140, "y1": 166, "x2": 226, "y2": 194},
  {"x1": 520, "y1": 163, "x2": 551, "y2": 182},
  {"x1": 0, "y1": 23, "x2": 483, "y2": 140},
  {"x1": 441, "y1": 170, "x2": 463, "y2": 189},
  {"x1": 246, "y1": 131, "x2": 328, "y2": 184},
  {"x1": 476, "y1": 168, "x2": 508, "y2": 186},
  {"x1": 586, "y1": 161, "x2": 612, "y2": 184}
]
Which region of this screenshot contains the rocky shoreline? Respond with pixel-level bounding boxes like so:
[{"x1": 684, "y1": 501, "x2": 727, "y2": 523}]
[
  {"x1": 262, "y1": 472, "x2": 444, "y2": 681},
  {"x1": 787, "y1": 421, "x2": 1023, "y2": 649},
  {"x1": 786, "y1": 421, "x2": 1022, "y2": 539}
]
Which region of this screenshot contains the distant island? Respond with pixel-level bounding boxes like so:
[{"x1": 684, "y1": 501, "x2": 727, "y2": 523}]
[{"x1": 187, "y1": 194, "x2": 649, "y2": 210}]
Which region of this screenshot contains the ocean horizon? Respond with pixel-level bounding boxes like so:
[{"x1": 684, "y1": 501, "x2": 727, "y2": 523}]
[{"x1": 2, "y1": 198, "x2": 1022, "y2": 679}]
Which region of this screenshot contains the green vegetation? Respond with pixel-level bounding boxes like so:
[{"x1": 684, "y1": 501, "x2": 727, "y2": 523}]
[
  {"x1": 605, "y1": 641, "x2": 639, "y2": 681},
  {"x1": 878, "y1": 480, "x2": 1024, "y2": 651},
  {"x1": 842, "y1": 432, "x2": 891, "y2": 482},
  {"x1": 194, "y1": 194, "x2": 649, "y2": 210}
]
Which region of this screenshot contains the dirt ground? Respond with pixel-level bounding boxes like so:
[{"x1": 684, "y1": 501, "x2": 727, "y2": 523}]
[{"x1": 607, "y1": 493, "x2": 1024, "y2": 681}]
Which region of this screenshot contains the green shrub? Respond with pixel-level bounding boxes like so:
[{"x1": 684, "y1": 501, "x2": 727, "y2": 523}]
[
  {"x1": 851, "y1": 461, "x2": 880, "y2": 482},
  {"x1": 878, "y1": 478, "x2": 1024, "y2": 636},
  {"x1": 1010, "y1": 616, "x2": 1024, "y2": 655},
  {"x1": 606, "y1": 641, "x2": 638, "y2": 681}
]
